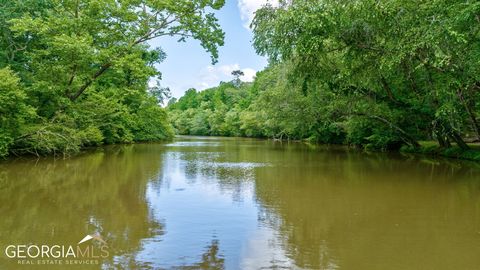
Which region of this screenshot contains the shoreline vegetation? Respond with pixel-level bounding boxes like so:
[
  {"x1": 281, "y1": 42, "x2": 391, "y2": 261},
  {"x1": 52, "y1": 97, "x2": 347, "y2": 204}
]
[
  {"x1": 2, "y1": 0, "x2": 480, "y2": 163},
  {"x1": 401, "y1": 142, "x2": 480, "y2": 162},
  {"x1": 0, "y1": 0, "x2": 225, "y2": 158},
  {"x1": 167, "y1": 0, "x2": 480, "y2": 163},
  {"x1": 3, "y1": 135, "x2": 480, "y2": 163}
]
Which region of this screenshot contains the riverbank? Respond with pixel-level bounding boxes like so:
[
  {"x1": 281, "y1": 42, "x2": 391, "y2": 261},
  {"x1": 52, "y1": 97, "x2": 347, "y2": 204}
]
[
  {"x1": 3, "y1": 135, "x2": 480, "y2": 163},
  {"x1": 400, "y1": 141, "x2": 480, "y2": 162},
  {"x1": 177, "y1": 135, "x2": 480, "y2": 162},
  {"x1": 255, "y1": 136, "x2": 480, "y2": 162}
]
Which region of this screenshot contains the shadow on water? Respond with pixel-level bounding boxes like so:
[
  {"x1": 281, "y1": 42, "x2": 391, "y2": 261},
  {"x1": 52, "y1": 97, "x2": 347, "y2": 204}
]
[
  {"x1": 0, "y1": 144, "x2": 166, "y2": 269},
  {"x1": 252, "y1": 143, "x2": 480, "y2": 270},
  {"x1": 1, "y1": 137, "x2": 480, "y2": 269}
]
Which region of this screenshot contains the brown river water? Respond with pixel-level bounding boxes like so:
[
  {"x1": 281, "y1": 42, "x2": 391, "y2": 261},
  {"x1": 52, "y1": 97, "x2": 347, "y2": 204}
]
[{"x1": 1, "y1": 136, "x2": 480, "y2": 269}]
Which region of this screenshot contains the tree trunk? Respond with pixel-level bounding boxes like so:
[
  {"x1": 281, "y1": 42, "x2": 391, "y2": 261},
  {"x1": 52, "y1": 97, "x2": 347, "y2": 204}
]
[
  {"x1": 448, "y1": 130, "x2": 470, "y2": 150},
  {"x1": 457, "y1": 88, "x2": 480, "y2": 140},
  {"x1": 68, "y1": 63, "x2": 112, "y2": 101},
  {"x1": 353, "y1": 113, "x2": 421, "y2": 148},
  {"x1": 435, "y1": 130, "x2": 449, "y2": 148}
]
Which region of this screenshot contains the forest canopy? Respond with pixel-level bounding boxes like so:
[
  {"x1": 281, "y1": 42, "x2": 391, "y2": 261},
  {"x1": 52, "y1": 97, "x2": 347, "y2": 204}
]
[
  {"x1": 2, "y1": 0, "x2": 480, "y2": 158},
  {"x1": 169, "y1": 0, "x2": 480, "y2": 152},
  {"x1": 0, "y1": 0, "x2": 225, "y2": 157}
]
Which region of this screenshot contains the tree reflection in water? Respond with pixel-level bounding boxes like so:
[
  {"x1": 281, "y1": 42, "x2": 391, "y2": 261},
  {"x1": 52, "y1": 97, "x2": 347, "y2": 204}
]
[
  {"x1": 0, "y1": 145, "x2": 166, "y2": 269},
  {"x1": 175, "y1": 239, "x2": 225, "y2": 270},
  {"x1": 2, "y1": 138, "x2": 480, "y2": 269}
]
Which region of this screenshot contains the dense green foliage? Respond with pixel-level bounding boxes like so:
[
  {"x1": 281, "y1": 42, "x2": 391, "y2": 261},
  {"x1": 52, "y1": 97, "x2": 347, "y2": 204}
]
[
  {"x1": 168, "y1": 81, "x2": 251, "y2": 136},
  {"x1": 0, "y1": 0, "x2": 225, "y2": 157},
  {"x1": 169, "y1": 0, "x2": 480, "y2": 152}
]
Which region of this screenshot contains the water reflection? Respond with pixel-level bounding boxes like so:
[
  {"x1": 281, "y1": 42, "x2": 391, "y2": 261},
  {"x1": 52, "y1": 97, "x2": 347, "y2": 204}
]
[
  {"x1": 0, "y1": 145, "x2": 165, "y2": 269},
  {"x1": 253, "y1": 145, "x2": 480, "y2": 269},
  {"x1": 174, "y1": 240, "x2": 225, "y2": 270},
  {"x1": 1, "y1": 137, "x2": 480, "y2": 269}
]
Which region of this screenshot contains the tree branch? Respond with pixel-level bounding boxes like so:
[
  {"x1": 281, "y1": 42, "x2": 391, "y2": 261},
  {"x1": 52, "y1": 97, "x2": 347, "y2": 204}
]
[
  {"x1": 69, "y1": 63, "x2": 111, "y2": 101},
  {"x1": 352, "y1": 112, "x2": 420, "y2": 148}
]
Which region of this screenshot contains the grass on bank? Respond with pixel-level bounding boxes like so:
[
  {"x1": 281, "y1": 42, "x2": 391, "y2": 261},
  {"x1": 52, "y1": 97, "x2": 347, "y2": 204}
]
[{"x1": 401, "y1": 141, "x2": 480, "y2": 162}]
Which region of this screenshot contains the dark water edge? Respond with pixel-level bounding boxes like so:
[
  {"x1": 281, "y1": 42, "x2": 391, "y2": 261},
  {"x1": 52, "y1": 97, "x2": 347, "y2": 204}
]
[
  {"x1": 401, "y1": 144, "x2": 480, "y2": 162},
  {"x1": 1, "y1": 136, "x2": 480, "y2": 269},
  {"x1": 3, "y1": 135, "x2": 479, "y2": 165}
]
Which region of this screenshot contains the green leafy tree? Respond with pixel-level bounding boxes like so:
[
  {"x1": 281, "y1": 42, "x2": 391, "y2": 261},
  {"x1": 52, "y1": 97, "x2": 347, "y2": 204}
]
[
  {"x1": 0, "y1": 68, "x2": 35, "y2": 156},
  {"x1": 231, "y1": 69, "x2": 244, "y2": 87},
  {"x1": 169, "y1": 0, "x2": 480, "y2": 154},
  {"x1": 0, "y1": 0, "x2": 226, "y2": 157}
]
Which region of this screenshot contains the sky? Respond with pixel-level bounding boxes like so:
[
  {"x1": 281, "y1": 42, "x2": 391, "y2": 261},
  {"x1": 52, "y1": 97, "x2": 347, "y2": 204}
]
[{"x1": 148, "y1": 0, "x2": 278, "y2": 99}]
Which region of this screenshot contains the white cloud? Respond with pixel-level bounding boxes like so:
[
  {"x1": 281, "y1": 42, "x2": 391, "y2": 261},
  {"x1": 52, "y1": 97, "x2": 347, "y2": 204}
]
[
  {"x1": 237, "y1": 0, "x2": 279, "y2": 29},
  {"x1": 195, "y1": 64, "x2": 257, "y2": 90},
  {"x1": 242, "y1": 68, "x2": 257, "y2": 82},
  {"x1": 166, "y1": 64, "x2": 257, "y2": 98}
]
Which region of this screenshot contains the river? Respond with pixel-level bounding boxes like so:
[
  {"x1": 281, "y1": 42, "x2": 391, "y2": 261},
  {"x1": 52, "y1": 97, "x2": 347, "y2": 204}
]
[{"x1": 1, "y1": 136, "x2": 480, "y2": 269}]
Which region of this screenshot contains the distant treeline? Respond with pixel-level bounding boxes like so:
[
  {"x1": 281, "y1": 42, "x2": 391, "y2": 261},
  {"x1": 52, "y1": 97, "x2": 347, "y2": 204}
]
[
  {"x1": 169, "y1": 0, "x2": 480, "y2": 151},
  {"x1": 0, "y1": 0, "x2": 225, "y2": 157}
]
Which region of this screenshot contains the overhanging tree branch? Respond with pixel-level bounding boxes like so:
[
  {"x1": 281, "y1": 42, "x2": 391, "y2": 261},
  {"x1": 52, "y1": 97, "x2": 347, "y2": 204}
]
[
  {"x1": 68, "y1": 62, "x2": 111, "y2": 101},
  {"x1": 352, "y1": 112, "x2": 421, "y2": 148}
]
